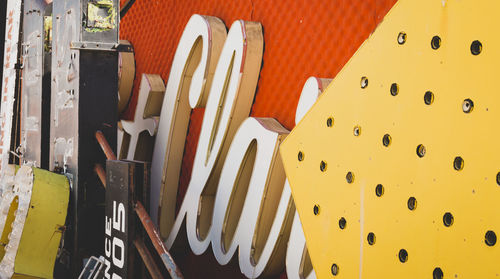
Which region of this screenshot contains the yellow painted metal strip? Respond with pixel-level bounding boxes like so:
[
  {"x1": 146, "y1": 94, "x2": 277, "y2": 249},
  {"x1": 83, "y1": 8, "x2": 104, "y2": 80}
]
[
  {"x1": 14, "y1": 168, "x2": 69, "y2": 279},
  {"x1": 281, "y1": 0, "x2": 500, "y2": 278}
]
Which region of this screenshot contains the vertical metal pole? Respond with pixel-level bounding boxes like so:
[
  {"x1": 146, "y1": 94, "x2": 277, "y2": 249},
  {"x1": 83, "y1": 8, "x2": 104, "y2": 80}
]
[{"x1": 20, "y1": 0, "x2": 49, "y2": 167}]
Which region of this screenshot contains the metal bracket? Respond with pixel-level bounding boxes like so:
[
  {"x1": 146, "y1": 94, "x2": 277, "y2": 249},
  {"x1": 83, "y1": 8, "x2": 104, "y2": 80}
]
[
  {"x1": 70, "y1": 41, "x2": 117, "y2": 51},
  {"x1": 70, "y1": 42, "x2": 133, "y2": 52},
  {"x1": 78, "y1": 256, "x2": 105, "y2": 279}
]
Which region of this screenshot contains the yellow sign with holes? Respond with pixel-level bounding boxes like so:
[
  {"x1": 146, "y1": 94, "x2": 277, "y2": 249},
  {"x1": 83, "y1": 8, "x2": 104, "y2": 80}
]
[{"x1": 280, "y1": 0, "x2": 500, "y2": 278}]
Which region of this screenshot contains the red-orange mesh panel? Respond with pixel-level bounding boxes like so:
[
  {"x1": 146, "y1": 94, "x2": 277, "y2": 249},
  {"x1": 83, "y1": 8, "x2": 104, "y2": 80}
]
[{"x1": 119, "y1": 0, "x2": 396, "y2": 278}]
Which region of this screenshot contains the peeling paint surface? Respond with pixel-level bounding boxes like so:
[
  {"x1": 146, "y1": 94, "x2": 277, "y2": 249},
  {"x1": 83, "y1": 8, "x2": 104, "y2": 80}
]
[
  {"x1": 86, "y1": 0, "x2": 116, "y2": 32},
  {"x1": 54, "y1": 90, "x2": 75, "y2": 127},
  {"x1": 0, "y1": 166, "x2": 33, "y2": 279},
  {"x1": 54, "y1": 137, "x2": 74, "y2": 166}
]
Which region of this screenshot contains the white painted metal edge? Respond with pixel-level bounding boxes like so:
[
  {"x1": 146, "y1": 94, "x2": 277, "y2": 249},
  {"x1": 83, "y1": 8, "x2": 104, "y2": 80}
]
[{"x1": 0, "y1": 0, "x2": 23, "y2": 176}]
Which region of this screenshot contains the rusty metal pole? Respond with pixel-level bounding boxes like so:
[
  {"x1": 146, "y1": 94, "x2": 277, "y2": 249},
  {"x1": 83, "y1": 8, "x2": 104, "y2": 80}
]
[
  {"x1": 133, "y1": 238, "x2": 164, "y2": 279},
  {"x1": 94, "y1": 164, "x2": 107, "y2": 188},
  {"x1": 95, "y1": 131, "x2": 182, "y2": 278},
  {"x1": 94, "y1": 131, "x2": 114, "y2": 187},
  {"x1": 135, "y1": 201, "x2": 183, "y2": 279},
  {"x1": 95, "y1": 130, "x2": 117, "y2": 160}
]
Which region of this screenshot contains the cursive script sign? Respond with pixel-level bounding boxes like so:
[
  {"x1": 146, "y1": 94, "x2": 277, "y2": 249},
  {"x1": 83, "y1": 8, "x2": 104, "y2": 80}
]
[{"x1": 123, "y1": 14, "x2": 333, "y2": 278}]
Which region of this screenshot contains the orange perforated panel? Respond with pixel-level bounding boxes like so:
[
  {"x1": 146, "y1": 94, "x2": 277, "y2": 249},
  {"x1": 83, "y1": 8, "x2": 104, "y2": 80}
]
[{"x1": 119, "y1": 0, "x2": 396, "y2": 278}]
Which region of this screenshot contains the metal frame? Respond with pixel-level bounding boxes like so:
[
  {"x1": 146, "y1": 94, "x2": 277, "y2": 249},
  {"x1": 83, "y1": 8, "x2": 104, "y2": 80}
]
[{"x1": 50, "y1": 0, "x2": 119, "y2": 275}]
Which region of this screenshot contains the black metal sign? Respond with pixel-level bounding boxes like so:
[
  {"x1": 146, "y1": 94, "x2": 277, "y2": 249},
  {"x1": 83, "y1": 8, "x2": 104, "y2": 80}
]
[{"x1": 104, "y1": 160, "x2": 132, "y2": 279}]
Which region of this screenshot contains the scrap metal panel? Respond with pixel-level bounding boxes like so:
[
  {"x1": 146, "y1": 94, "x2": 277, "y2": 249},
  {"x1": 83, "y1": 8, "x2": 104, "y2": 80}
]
[
  {"x1": 20, "y1": 0, "x2": 50, "y2": 168},
  {"x1": 14, "y1": 167, "x2": 69, "y2": 278},
  {"x1": 50, "y1": 0, "x2": 119, "y2": 275}
]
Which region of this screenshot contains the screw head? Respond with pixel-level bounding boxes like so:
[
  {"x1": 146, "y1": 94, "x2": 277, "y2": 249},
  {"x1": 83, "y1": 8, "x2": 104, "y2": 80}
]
[
  {"x1": 462, "y1": 99, "x2": 474, "y2": 113},
  {"x1": 417, "y1": 144, "x2": 426, "y2": 158},
  {"x1": 298, "y1": 151, "x2": 304, "y2": 161},
  {"x1": 398, "y1": 249, "x2": 408, "y2": 263},
  {"x1": 331, "y1": 263, "x2": 339, "y2": 276},
  {"x1": 313, "y1": 205, "x2": 320, "y2": 216},
  {"x1": 424, "y1": 91, "x2": 434, "y2": 105},
  {"x1": 443, "y1": 212, "x2": 454, "y2": 227},
  {"x1": 339, "y1": 217, "x2": 347, "y2": 229},
  {"x1": 367, "y1": 232, "x2": 376, "y2": 245},
  {"x1": 360, "y1": 77, "x2": 368, "y2": 89},
  {"x1": 390, "y1": 83, "x2": 399, "y2": 96},
  {"x1": 485, "y1": 230, "x2": 497, "y2": 246},
  {"x1": 398, "y1": 32, "x2": 407, "y2": 44},
  {"x1": 431, "y1": 36, "x2": 441, "y2": 50},
  {"x1": 320, "y1": 161, "x2": 327, "y2": 172},
  {"x1": 353, "y1": 126, "x2": 361, "y2": 137},
  {"x1": 454, "y1": 156, "x2": 464, "y2": 171},
  {"x1": 382, "y1": 134, "x2": 392, "y2": 147},
  {"x1": 433, "y1": 268, "x2": 444, "y2": 279},
  {"x1": 471, "y1": 40, "x2": 482, "y2": 55},
  {"x1": 346, "y1": 172, "x2": 354, "y2": 183},
  {"x1": 375, "y1": 184, "x2": 384, "y2": 197},
  {"x1": 407, "y1": 197, "x2": 417, "y2": 211},
  {"x1": 326, "y1": 117, "x2": 334, "y2": 127}
]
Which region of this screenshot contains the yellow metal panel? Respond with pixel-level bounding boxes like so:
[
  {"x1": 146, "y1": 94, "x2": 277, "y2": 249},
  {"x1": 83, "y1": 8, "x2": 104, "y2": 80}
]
[
  {"x1": 12, "y1": 274, "x2": 41, "y2": 279},
  {"x1": 14, "y1": 168, "x2": 69, "y2": 279},
  {"x1": 280, "y1": 0, "x2": 500, "y2": 278},
  {"x1": 0, "y1": 197, "x2": 18, "y2": 261}
]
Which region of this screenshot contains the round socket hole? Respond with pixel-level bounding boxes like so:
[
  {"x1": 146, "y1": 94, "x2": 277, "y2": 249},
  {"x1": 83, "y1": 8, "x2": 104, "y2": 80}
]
[
  {"x1": 433, "y1": 268, "x2": 444, "y2": 279},
  {"x1": 485, "y1": 230, "x2": 497, "y2": 246},
  {"x1": 331, "y1": 263, "x2": 339, "y2": 276},
  {"x1": 398, "y1": 249, "x2": 408, "y2": 263},
  {"x1": 326, "y1": 117, "x2": 334, "y2": 127},
  {"x1": 367, "y1": 232, "x2": 376, "y2": 245},
  {"x1": 382, "y1": 134, "x2": 392, "y2": 147},
  {"x1": 407, "y1": 197, "x2": 417, "y2": 211},
  {"x1": 320, "y1": 161, "x2": 327, "y2": 172},
  {"x1": 496, "y1": 172, "x2": 500, "y2": 186},
  {"x1": 453, "y1": 156, "x2": 464, "y2": 171},
  {"x1": 462, "y1": 99, "x2": 474, "y2": 113},
  {"x1": 346, "y1": 172, "x2": 354, "y2": 184},
  {"x1": 390, "y1": 83, "x2": 399, "y2": 96},
  {"x1": 416, "y1": 144, "x2": 426, "y2": 158},
  {"x1": 375, "y1": 184, "x2": 384, "y2": 197},
  {"x1": 431, "y1": 36, "x2": 441, "y2": 50},
  {"x1": 360, "y1": 76, "x2": 369, "y2": 89},
  {"x1": 298, "y1": 151, "x2": 304, "y2": 162},
  {"x1": 339, "y1": 217, "x2": 347, "y2": 230},
  {"x1": 470, "y1": 40, "x2": 482, "y2": 55},
  {"x1": 398, "y1": 32, "x2": 407, "y2": 45},
  {"x1": 424, "y1": 91, "x2": 434, "y2": 105},
  {"x1": 443, "y1": 212, "x2": 454, "y2": 227},
  {"x1": 353, "y1": 126, "x2": 361, "y2": 136},
  {"x1": 313, "y1": 205, "x2": 320, "y2": 216}
]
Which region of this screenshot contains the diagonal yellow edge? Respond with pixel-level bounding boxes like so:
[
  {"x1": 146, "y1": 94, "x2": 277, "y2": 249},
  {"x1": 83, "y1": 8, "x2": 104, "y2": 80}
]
[{"x1": 280, "y1": 0, "x2": 500, "y2": 278}]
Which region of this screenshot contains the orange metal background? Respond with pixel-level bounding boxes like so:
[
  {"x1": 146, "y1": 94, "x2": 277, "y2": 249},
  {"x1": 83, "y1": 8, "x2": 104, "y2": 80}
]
[{"x1": 119, "y1": 0, "x2": 396, "y2": 278}]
